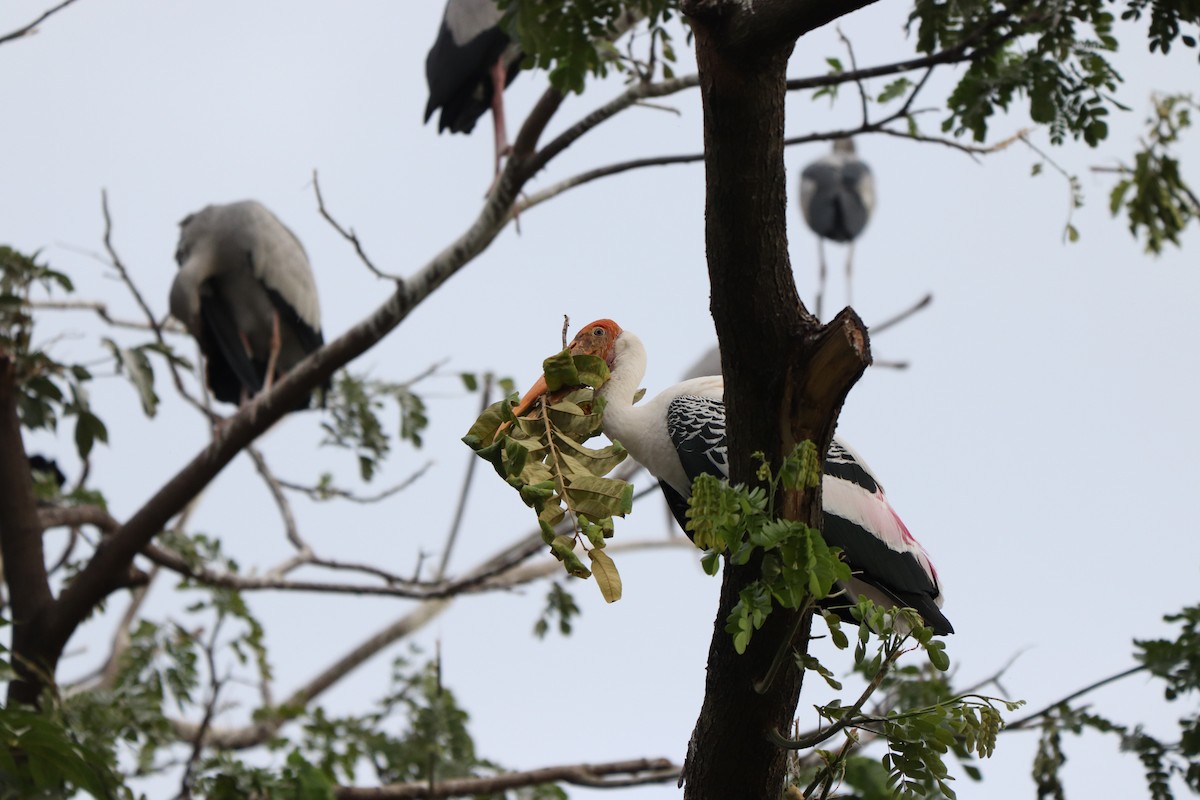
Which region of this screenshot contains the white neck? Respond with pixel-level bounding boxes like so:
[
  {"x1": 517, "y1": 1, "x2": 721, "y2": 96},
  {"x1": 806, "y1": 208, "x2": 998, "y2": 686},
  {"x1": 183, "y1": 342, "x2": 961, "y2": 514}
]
[{"x1": 597, "y1": 330, "x2": 647, "y2": 440}]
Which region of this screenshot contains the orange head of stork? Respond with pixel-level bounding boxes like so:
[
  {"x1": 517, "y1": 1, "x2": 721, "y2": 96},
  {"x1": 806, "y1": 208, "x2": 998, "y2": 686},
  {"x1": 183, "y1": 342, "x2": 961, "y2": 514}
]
[{"x1": 508, "y1": 319, "x2": 623, "y2": 422}]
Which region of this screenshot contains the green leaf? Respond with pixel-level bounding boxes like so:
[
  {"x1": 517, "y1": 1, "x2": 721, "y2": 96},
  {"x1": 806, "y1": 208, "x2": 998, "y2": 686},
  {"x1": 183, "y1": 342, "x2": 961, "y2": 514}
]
[
  {"x1": 565, "y1": 475, "x2": 633, "y2": 518},
  {"x1": 73, "y1": 410, "x2": 108, "y2": 459},
  {"x1": 542, "y1": 349, "x2": 579, "y2": 392}
]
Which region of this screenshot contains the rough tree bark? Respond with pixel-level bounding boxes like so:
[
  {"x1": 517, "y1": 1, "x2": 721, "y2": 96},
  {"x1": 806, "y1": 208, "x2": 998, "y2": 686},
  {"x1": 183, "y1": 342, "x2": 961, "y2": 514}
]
[
  {"x1": 680, "y1": 1, "x2": 877, "y2": 797},
  {"x1": 0, "y1": 355, "x2": 56, "y2": 707}
]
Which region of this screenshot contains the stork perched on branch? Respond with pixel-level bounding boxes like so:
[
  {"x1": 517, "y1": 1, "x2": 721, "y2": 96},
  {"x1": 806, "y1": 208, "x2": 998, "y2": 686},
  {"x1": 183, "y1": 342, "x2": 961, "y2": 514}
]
[
  {"x1": 169, "y1": 200, "x2": 325, "y2": 410},
  {"x1": 799, "y1": 138, "x2": 876, "y2": 318},
  {"x1": 424, "y1": 0, "x2": 523, "y2": 175},
  {"x1": 514, "y1": 319, "x2": 951, "y2": 635}
]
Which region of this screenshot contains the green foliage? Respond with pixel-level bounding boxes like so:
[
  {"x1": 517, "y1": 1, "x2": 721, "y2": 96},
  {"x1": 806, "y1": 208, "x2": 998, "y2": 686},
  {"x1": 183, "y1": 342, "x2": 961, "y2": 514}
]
[
  {"x1": 100, "y1": 338, "x2": 192, "y2": 419},
  {"x1": 783, "y1": 599, "x2": 1021, "y2": 800},
  {"x1": 321, "y1": 370, "x2": 431, "y2": 481},
  {"x1": 464, "y1": 349, "x2": 630, "y2": 601},
  {"x1": 1, "y1": 246, "x2": 109, "y2": 461},
  {"x1": 534, "y1": 581, "x2": 582, "y2": 638},
  {"x1": 1110, "y1": 93, "x2": 1199, "y2": 253},
  {"x1": 909, "y1": 0, "x2": 1124, "y2": 146},
  {"x1": 686, "y1": 446, "x2": 849, "y2": 654},
  {"x1": 503, "y1": 0, "x2": 677, "y2": 91},
  {"x1": 1027, "y1": 603, "x2": 1200, "y2": 799},
  {"x1": 0, "y1": 705, "x2": 122, "y2": 800}
]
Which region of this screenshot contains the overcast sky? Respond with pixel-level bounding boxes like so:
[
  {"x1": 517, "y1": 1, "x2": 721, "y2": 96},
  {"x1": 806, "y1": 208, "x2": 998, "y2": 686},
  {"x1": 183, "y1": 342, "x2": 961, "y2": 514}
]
[{"x1": 3, "y1": 1, "x2": 1199, "y2": 797}]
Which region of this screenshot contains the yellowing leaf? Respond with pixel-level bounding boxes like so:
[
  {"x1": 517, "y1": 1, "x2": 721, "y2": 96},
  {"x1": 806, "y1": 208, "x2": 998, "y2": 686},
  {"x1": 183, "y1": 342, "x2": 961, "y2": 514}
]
[
  {"x1": 566, "y1": 476, "x2": 634, "y2": 518},
  {"x1": 588, "y1": 548, "x2": 622, "y2": 603}
]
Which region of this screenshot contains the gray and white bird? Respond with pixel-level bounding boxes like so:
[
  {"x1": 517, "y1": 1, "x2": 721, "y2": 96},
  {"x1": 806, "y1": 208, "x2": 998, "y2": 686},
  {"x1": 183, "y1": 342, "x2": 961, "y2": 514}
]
[
  {"x1": 512, "y1": 319, "x2": 951, "y2": 635},
  {"x1": 424, "y1": 0, "x2": 523, "y2": 175},
  {"x1": 799, "y1": 138, "x2": 876, "y2": 318},
  {"x1": 169, "y1": 200, "x2": 324, "y2": 409}
]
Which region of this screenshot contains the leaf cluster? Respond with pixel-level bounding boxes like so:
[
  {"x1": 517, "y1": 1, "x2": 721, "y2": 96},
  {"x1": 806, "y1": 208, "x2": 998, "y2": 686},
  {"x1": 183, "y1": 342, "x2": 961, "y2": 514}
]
[
  {"x1": 463, "y1": 349, "x2": 631, "y2": 602},
  {"x1": 1110, "y1": 93, "x2": 1200, "y2": 253},
  {"x1": 787, "y1": 600, "x2": 1021, "y2": 800},
  {"x1": 686, "y1": 444, "x2": 849, "y2": 654},
  {"x1": 321, "y1": 371, "x2": 432, "y2": 481},
  {"x1": 909, "y1": 0, "x2": 1128, "y2": 146},
  {"x1": 1, "y1": 246, "x2": 108, "y2": 459},
  {"x1": 1030, "y1": 602, "x2": 1200, "y2": 799},
  {"x1": 502, "y1": 0, "x2": 677, "y2": 92},
  {"x1": 197, "y1": 654, "x2": 565, "y2": 799}
]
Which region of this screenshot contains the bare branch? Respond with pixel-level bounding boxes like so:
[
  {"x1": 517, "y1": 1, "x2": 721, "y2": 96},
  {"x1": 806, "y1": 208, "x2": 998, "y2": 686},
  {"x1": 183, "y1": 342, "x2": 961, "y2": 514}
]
[
  {"x1": 244, "y1": 446, "x2": 307, "y2": 554},
  {"x1": 0, "y1": 0, "x2": 82, "y2": 47},
  {"x1": 333, "y1": 757, "x2": 680, "y2": 799},
  {"x1": 526, "y1": 76, "x2": 699, "y2": 176},
  {"x1": 869, "y1": 294, "x2": 933, "y2": 336},
  {"x1": 30, "y1": 299, "x2": 186, "y2": 333},
  {"x1": 276, "y1": 461, "x2": 433, "y2": 504},
  {"x1": 437, "y1": 375, "x2": 491, "y2": 580},
  {"x1": 177, "y1": 615, "x2": 227, "y2": 800},
  {"x1": 1005, "y1": 664, "x2": 1149, "y2": 731},
  {"x1": 39, "y1": 504, "x2": 119, "y2": 534},
  {"x1": 513, "y1": 152, "x2": 705, "y2": 216},
  {"x1": 836, "y1": 27, "x2": 870, "y2": 126},
  {"x1": 313, "y1": 171, "x2": 401, "y2": 282},
  {"x1": 99, "y1": 191, "x2": 213, "y2": 419}
]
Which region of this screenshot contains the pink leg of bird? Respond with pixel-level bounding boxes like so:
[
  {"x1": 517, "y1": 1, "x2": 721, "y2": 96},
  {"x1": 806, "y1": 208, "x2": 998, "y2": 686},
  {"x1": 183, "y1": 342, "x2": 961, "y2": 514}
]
[
  {"x1": 489, "y1": 55, "x2": 511, "y2": 177},
  {"x1": 262, "y1": 310, "x2": 282, "y2": 395}
]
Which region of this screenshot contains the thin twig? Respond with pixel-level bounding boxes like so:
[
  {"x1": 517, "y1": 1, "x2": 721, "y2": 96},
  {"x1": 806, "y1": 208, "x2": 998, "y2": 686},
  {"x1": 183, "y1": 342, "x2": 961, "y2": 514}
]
[
  {"x1": 245, "y1": 445, "x2": 307, "y2": 555},
  {"x1": 276, "y1": 461, "x2": 433, "y2": 504},
  {"x1": 0, "y1": 0, "x2": 82, "y2": 47},
  {"x1": 99, "y1": 191, "x2": 213, "y2": 419},
  {"x1": 312, "y1": 171, "x2": 402, "y2": 283},
  {"x1": 30, "y1": 299, "x2": 186, "y2": 333},
  {"x1": 1005, "y1": 664, "x2": 1148, "y2": 731},
  {"x1": 177, "y1": 614, "x2": 227, "y2": 800},
  {"x1": 869, "y1": 294, "x2": 933, "y2": 336},
  {"x1": 437, "y1": 375, "x2": 491, "y2": 580},
  {"x1": 836, "y1": 27, "x2": 870, "y2": 126}
]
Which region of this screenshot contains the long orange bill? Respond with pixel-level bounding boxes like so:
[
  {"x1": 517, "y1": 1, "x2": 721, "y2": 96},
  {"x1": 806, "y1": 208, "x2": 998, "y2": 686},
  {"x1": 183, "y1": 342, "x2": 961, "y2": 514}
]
[{"x1": 511, "y1": 374, "x2": 549, "y2": 420}]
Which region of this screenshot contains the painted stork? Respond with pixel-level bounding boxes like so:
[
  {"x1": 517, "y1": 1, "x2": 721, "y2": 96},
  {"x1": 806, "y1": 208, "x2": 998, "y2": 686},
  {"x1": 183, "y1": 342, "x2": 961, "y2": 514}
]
[
  {"x1": 799, "y1": 138, "x2": 875, "y2": 318},
  {"x1": 169, "y1": 200, "x2": 324, "y2": 410},
  {"x1": 514, "y1": 319, "x2": 951, "y2": 635},
  {"x1": 424, "y1": 0, "x2": 523, "y2": 175}
]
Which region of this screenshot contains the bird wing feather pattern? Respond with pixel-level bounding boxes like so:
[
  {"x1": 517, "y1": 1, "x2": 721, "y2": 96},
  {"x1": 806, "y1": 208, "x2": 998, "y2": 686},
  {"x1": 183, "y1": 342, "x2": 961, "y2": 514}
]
[{"x1": 660, "y1": 384, "x2": 950, "y2": 633}]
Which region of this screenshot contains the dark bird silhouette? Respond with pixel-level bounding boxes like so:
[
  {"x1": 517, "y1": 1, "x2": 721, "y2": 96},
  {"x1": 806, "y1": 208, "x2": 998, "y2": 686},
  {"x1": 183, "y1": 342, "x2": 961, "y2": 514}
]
[
  {"x1": 424, "y1": 0, "x2": 523, "y2": 175},
  {"x1": 799, "y1": 138, "x2": 876, "y2": 318}
]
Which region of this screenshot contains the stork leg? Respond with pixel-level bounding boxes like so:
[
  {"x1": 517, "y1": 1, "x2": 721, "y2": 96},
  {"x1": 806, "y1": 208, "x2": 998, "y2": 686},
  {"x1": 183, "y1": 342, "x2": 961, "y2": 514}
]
[
  {"x1": 815, "y1": 238, "x2": 828, "y2": 321},
  {"x1": 845, "y1": 240, "x2": 856, "y2": 309},
  {"x1": 489, "y1": 55, "x2": 511, "y2": 177},
  {"x1": 262, "y1": 310, "x2": 283, "y2": 395}
]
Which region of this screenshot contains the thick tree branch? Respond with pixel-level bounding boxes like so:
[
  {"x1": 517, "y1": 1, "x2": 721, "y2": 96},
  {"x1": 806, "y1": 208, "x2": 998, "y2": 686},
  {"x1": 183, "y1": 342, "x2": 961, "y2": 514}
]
[
  {"x1": 0, "y1": 357, "x2": 55, "y2": 705},
  {"x1": 333, "y1": 757, "x2": 680, "y2": 799},
  {"x1": 685, "y1": 0, "x2": 879, "y2": 55},
  {"x1": 679, "y1": 0, "x2": 874, "y2": 796}
]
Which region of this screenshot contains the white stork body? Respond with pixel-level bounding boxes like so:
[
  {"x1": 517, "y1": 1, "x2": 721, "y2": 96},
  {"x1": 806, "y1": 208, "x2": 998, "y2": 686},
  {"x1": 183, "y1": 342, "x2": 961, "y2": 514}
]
[
  {"x1": 555, "y1": 320, "x2": 951, "y2": 635},
  {"x1": 170, "y1": 200, "x2": 324, "y2": 410}
]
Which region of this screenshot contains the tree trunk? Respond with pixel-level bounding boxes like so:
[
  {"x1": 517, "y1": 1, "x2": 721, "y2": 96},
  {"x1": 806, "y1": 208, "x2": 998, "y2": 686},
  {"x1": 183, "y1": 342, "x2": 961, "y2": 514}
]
[
  {"x1": 0, "y1": 356, "x2": 56, "y2": 707},
  {"x1": 681, "y1": 1, "x2": 874, "y2": 796}
]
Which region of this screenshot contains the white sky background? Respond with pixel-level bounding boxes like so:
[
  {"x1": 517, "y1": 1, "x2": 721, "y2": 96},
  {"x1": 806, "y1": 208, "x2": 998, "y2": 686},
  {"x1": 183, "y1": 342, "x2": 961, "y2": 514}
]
[{"x1": 2, "y1": 1, "x2": 1199, "y2": 797}]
